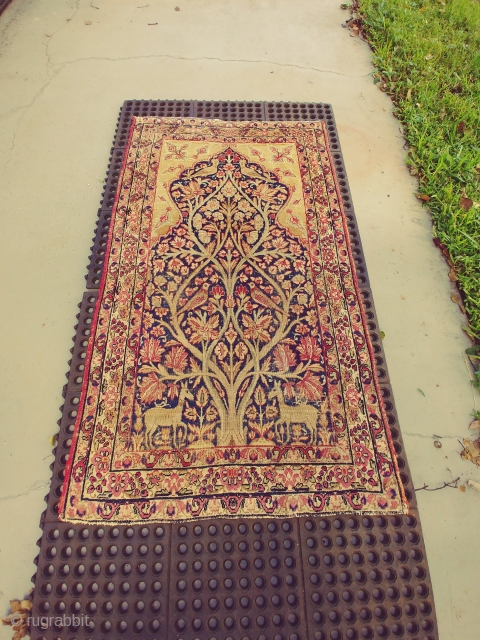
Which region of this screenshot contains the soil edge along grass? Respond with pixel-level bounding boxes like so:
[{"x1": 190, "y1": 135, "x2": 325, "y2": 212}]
[{"x1": 351, "y1": 0, "x2": 480, "y2": 395}]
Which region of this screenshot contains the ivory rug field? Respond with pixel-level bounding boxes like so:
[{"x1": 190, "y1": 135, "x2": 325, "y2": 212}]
[{"x1": 60, "y1": 118, "x2": 407, "y2": 523}]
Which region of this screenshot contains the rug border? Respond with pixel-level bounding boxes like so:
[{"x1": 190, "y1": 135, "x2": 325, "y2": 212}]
[
  {"x1": 59, "y1": 117, "x2": 408, "y2": 524},
  {"x1": 59, "y1": 117, "x2": 138, "y2": 516}
]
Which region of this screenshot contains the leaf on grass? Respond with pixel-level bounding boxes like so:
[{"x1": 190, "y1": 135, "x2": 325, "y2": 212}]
[
  {"x1": 459, "y1": 196, "x2": 473, "y2": 211},
  {"x1": 425, "y1": 53, "x2": 433, "y2": 60},
  {"x1": 406, "y1": 88, "x2": 412, "y2": 100},
  {"x1": 417, "y1": 388, "x2": 426, "y2": 397},
  {"x1": 416, "y1": 194, "x2": 430, "y2": 202}
]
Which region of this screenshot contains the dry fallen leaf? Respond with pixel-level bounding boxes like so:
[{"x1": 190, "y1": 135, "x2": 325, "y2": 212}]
[
  {"x1": 448, "y1": 268, "x2": 459, "y2": 282},
  {"x1": 416, "y1": 194, "x2": 430, "y2": 202},
  {"x1": 425, "y1": 53, "x2": 433, "y2": 60},
  {"x1": 450, "y1": 294, "x2": 466, "y2": 314},
  {"x1": 406, "y1": 88, "x2": 412, "y2": 100},
  {"x1": 456, "y1": 121, "x2": 466, "y2": 134},
  {"x1": 461, "y1": 438, "x2": 480, "y2": 465},
  {"x1": 469, "y1": 419, "x2": 480, "y2": 432},
  {"x1": 459, "y1": 196, "x2": 473, "y2": 211},
  {"x1": 175, "y1": 5, "x2": 180, "y2": 10},
  {"x1": 459, "y1": 484, "x2": 466, "y2": 492},
  {"x1": 85, "y1": 21, "x2": 92, "y2": 25},
  {"x1": 1, "y1": 599, "x2": 32, "y2": 640}
]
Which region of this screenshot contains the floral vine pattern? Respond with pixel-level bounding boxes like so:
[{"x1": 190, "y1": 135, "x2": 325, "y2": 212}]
[{"x1": 60, "y1": 118, "x2": 407, "y2": 523}]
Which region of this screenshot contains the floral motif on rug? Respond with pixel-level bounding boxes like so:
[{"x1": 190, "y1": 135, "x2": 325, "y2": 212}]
[{"x1": 60, "y1": 118, "x2": 407, "y2": 523}]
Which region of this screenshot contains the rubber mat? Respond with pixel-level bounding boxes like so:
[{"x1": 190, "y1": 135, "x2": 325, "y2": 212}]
[
  {"x1": 0, "y1": 0, "x2": 12, "y2": 16},
  {"x1": 31, "y1": 101, "x2": 438, "y2": 640}
]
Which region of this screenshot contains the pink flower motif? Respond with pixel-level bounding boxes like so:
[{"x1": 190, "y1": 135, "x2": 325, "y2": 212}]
[
  {"x1": 211, "y1": 285, "x2": 225, "y2": 299},
  {"x1": 277, "y1": 467, "x2": 300, "y2": 490},
  {"x1": 116, "y1": 289, "x2": 131, "y2": 304},
  {"x1": 165, "y1": 472, "x2": 183, "y2": 494},
  {"x1": 336, "y1": 332, "x2": 353, "y2": 356},
  {"x1": 92, "y1": 448, "x2": 111, "y2": 473},
  {"x1": 335, "y1": 466, "x2": 355, "y2": 488},
  {"x1": 149, "y1": 473, "x2": 162, "y2": 486},
  {"x1": 353, "y1": 443, "x2": 372, "y2": 468},
  {"x1": 214, "y1": 342, "x2": 228, "y2": 360},
  {"x1": 235, "y1": 285, "x2": 248, "y2": 298},
  {"x1": 104, "y1": 386, "x2": 119, "y2": 410},
  {"x1": 329, "y1": 287, "x2": 342, "y2": 302},
  {"x1": 221, "y1": 467, "x2": 244, "y2": 488},
  {"x1": 345, "y1": 387, "x2": 360, "y2": 405},
  {"x1": 108, "y1": 472, "x2": 130, "y2": 498}
]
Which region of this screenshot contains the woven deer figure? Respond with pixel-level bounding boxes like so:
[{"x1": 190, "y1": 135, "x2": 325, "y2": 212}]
[
  {"x1": 143, "y1": 383, "x2": 194, "y2": 449},
  {"x1": 268, "y1": 381, "x2": 318, "y2": 441}
]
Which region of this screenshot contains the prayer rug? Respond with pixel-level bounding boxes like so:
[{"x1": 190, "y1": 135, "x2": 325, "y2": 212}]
[{"x1": 60, "y1": 118, "x2": 408, "y2": 523}]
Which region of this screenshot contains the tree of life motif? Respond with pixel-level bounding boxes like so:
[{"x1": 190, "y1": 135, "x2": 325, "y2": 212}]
[{"x1": 135, "y1": 147, "x2": 333, "y2": 449}]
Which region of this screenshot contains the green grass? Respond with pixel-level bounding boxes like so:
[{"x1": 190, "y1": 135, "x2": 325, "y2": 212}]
[{"x1": 355, "y1": 0, "x2": 480, "y2": 387}]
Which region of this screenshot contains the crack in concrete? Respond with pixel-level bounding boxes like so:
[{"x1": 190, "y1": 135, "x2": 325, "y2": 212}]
[
  {"x1": 2, "y1": 0, "x2": 366, "y2": 160},
  {"x1": 2, "y1": 0, "x2": 81, "y2": 160},
  {"x1": 0, "y1": 479, "x2": 48, "y2": 502},
  {"x1": 52, "y1": 52, "x2": 368, "y2": 79},
  {"x1": 403, "y1": 431, "x2": 464, "y2": 440},
  {"x1": 1, "y1": 52, "x2": 364, "y2": 123}
]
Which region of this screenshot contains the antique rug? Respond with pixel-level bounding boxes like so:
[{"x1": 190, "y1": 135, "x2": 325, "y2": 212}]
[{"x1": 60, "y1": 118, "x2": 407, "y2": 524}]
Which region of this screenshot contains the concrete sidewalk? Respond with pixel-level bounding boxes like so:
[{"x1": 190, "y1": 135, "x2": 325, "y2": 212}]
[{"x1": 0, "y1": 1, "x2": 478, "y2": 638}]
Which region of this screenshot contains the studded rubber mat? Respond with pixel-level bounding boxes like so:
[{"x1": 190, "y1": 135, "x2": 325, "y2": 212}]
[
  {"x1": 0, "y1": 0, "x2": 12, "y2": 16},
  {"x1": 31, "y1": 101, "x2": 438, "y2": 640}
]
